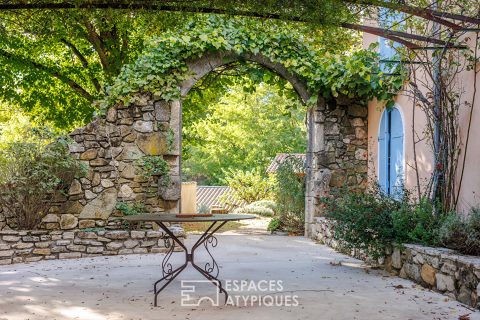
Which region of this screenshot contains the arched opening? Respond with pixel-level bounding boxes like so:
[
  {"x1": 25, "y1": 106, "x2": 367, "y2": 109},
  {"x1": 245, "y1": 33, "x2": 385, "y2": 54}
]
[
  {"x1": 378, "y1": 106, "x2": 404, "y2": 196},
  {"x1": 178, "y1": 53, "x2": 309, "y2": 233}
]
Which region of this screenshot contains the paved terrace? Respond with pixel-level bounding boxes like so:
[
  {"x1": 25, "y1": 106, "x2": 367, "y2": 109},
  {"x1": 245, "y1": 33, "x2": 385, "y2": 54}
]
[{"x1": 0, "y1": 225, "x2": 479, "y2": 320}]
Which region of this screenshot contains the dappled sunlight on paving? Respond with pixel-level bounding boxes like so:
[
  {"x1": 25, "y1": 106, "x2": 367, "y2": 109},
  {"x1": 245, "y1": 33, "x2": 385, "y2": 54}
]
[{"x1": 0, "y1": 234, "x2": 478, "y2": 320}]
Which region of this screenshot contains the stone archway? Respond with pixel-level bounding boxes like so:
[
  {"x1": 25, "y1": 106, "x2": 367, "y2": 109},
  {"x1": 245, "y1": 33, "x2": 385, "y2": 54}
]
[{"x1": 0, "y1": 51, "x2": 369, "y2": 238}]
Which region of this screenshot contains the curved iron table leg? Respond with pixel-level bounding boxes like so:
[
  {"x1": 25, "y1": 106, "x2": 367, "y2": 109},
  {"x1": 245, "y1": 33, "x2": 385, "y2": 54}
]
[{"x1": 152, "y1": 220, "x2": 229, "y2": 307}]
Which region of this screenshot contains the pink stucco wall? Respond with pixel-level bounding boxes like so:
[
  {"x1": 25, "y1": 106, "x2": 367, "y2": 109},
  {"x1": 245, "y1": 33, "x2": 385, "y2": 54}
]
[{"x1": 364, "y1": 32, "x2": 480, "y2": 214}]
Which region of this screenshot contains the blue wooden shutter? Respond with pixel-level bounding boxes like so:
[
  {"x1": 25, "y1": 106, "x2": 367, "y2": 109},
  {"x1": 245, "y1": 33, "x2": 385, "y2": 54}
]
[
  {"x1": 378, "y1": 110, "x2": 389, "y2": 193},
  {"x1": 388, "y1": 108, "x2": 404, "y2": 196},
  {"x1": 378, "y1": 7, "x2": 403, "y2": 73}
]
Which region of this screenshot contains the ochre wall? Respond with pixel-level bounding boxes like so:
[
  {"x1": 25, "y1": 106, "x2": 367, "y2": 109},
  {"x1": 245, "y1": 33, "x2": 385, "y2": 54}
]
[{"x1": 364, "y1": 31, "x2": 480, "y2": 213}]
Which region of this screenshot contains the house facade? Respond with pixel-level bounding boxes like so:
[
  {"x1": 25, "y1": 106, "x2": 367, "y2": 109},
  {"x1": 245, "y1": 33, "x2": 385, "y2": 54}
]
[{"x1": 364, "y1": 20, "x2": 480, "y2": 214}]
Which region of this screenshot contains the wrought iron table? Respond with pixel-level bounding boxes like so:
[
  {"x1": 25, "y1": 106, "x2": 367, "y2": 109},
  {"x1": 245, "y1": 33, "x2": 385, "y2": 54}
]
[{"x1": 124, "y1": 213, "x2": 255, "y2": 306}]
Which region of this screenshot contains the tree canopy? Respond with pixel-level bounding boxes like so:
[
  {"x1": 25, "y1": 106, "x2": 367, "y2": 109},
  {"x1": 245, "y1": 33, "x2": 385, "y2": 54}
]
[{"x1": 182, "y1": 62, "x2": 306, "y2": 184}]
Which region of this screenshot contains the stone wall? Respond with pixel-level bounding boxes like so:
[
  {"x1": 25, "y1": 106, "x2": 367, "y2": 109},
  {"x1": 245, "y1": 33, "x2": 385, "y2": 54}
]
[
  {"x1": 312, "y1": 217, "x2": 480, "y2": 309},
  {"x1": 0, "y1": 228, "x2": 184, "y2": 265},
  {"x1": 0, "y1": 94, "x2": 181, "y2": 231},
  {"x1": 305, "y1": 96, "x2": 368, "y2": 236}
]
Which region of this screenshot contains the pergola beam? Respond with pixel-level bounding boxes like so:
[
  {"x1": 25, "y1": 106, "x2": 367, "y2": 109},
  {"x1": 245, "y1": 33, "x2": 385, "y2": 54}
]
[{"x1": 0, "y1": 1, "x2": 471, "y2": 49}]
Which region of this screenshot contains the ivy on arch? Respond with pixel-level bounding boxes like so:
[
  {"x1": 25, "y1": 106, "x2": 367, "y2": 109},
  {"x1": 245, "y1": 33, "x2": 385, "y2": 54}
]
[{"x1": 101, "y1": 16, "x2": 404, "y2": 111}]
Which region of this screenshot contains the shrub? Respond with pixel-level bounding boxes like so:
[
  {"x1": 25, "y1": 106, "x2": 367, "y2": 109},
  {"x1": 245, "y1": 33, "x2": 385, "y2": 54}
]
[
  {"x1": 234, "y1": 200, "x2": 277, "y2": 217},
  {"x1": 273, "y1": 156, "x2": 305, "y2": 233},
  {"x1": 438, "y1": 208, "x2": 480, "y2": 255},
  {"x1": 222, "y1": 169, "x2": 273, "y2": 204},
  {"x1": 115, "y1": 201, "x2": 146, "y2": 216},
  {"x1": 321, "y1": 186, "x2": 398, "y2": 258},
  {"x1": 321, "y1": 185, "x2": 452, "y2": 257},
  {"x1": 249, "y1": 200, "x2": 277, "y2": 212},
  {"x1": 391, "y1": 198, "x2": 445, "y2": 246},
  {"x1": 267, "y1": 217, "x2": 281, "y2": 232},
  {"x1": 198, "y1": 203, "x2": 210, "y2": 214},
  {"x1": 0, "y1": 138, "x2": 86, "y2": 229},
  {"x1": 234, "y1": 205, "x2": 275, "y2": 217}
]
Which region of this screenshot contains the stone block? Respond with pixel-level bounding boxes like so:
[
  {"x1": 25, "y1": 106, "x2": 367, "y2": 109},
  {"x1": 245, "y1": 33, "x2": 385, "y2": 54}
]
[
  {"x1": 87, "y1": 246, "x2": 104, "y2": 254},
  {"x1": 79, "y1": 188, "x2": 118, "y2": 220},
  {"x1": 392, "y1": 247, "x2": 402, "y2": 269},
  {"x1": 68, "y1": 180, "x2": 83, "y2": 195},
  {"x1": 63, "y1": 232, "x2": 75, "y2": 239},
  {"x1": 12, "y1": 243, "x2": 33, "y2": 250},
  {"x1": 25, "y1": 256, "x2": 43, "y2": 262},
  {"x1": 106, "y1": 242, "x2": 124, "y2": 250},
  {"x1": 80, "y1": 149, "x2": 97, "y2": 161},
  {"x1": 35, "y1": 241, "x2": 52, "y2": 248},
  {"x1": 124, "y1": 240, "x2": 139, "y2": 249},
  {"x1": 32, "y1": 248, "x2": 51, "y2": 255},
  {"x1": 79, "y1": 220, "x2": 96, "y2": 229},
  {"x1": 140, "y1": 240, "x2": 156, "y2": 247},
  {"x1": 150, "y1": 247, "x2": 168, "y2": 254},
  {"x1": 60, "y1": 214, "x2": 78, "y2": 230},
  {"x1": 136, "y1": 132, "x2": 167, "y2": 156},
  {"x1": 436, "y1": 273, "x2": 455, "y2": 292},
  {"x1": 146, "y1": 231, "x2": 163, "y2": 238},
  {"x1": 133, "y1": 248, "x2": 148, "y2": 254},
  {"x1": 421, "y1": 264, "x2": 436, "y2": 286},
  {"x1": 130, "y1": 231, "x2": 146, "y2": 239},
  {"x1": 59, "y1": 252, "x2": 82, "y2": 259},
  {"x1": 51, "y1": 246, "x2": 68, "y2": 253},
  {"x1": 118, "y1": 184, "x2": 134, "y2": 199},
  {"x1": 154, "y1": 101, "x2": 170, "y2": 121},
  {"x1": 441, "y1": 261, "x2": 457, "y2": 275},
  {"x1": 77, "y1": 231, "x2": 98, "y2": 239},
  {"x1": 105, "y1": 231, "x2": 129, "y2": 240},
  {"x1": 118, "y1": 249, "x2": 133, "y2": 255},
  {"x1": 67, "y1": 244, "x2": 86, "y2": 252},
  {"x1": 42, "y1": 214, "x2": 59, "y2": 223},
  {"x1": 3, "y1": 236, "x2": 20, "y2": 242},
  {"x1": 133, "y1": 120, "x2": 153, "y2": 133},
  {"x1": 0, "y1": 250, "x2": 13, "y2": 257},
  {"x1": 0, "y1": 258, "x2": 12, "y2": 265}
]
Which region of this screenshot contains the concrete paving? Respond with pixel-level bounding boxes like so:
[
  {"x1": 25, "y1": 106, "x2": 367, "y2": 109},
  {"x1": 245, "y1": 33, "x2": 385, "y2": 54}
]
[{"x1": 0, "y1": 230, "x2": 479, "y2": 320}]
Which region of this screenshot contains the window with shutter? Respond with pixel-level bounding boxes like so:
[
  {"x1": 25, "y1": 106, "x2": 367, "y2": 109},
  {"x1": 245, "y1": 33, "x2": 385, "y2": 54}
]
[{"x1": 378, "y1": 107, "x2": 404, "y2": 196}]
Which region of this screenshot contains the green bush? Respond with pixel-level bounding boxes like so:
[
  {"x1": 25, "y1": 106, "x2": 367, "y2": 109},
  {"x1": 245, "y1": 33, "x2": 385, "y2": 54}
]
[
  {"x1": 234, "y1": 200, "x2": 277, "y2": 217},
  {"x1": 234, "y1": 205, "x2": 275, "y2": 217},
  {"x1": 267, "y1": 217, "x2": 282, "y2": 232},
  {"x1": 115, "y1": 201, "x2": 146, "y2": 216},
  {"x1": 438, "y1": 208, "x2": 480, "y2": 255},
  {"x1": 0, "y1": 138, "x2": 86, "y2": 229},
  {"x1": 249, "y1": 200, "x2": 277, "y2": 212},
  {"x1": 273, "y1": 156, "x2": 305, "y2": 233},
  {"x1": 391, "y1": 198, "x2": 445, "y2": 246},
  {"x1": 222, "y1": 169, "x2": 274, "y2": 204},
  {"x1": 321, "y1": 186, "x2": 448, "y2": 258},
  {"x1": 321, "y1": 186, "x2": 399, "y2": 257}
]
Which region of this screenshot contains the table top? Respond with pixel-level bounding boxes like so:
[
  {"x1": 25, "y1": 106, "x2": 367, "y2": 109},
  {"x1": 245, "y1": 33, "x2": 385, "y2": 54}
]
[{"x1": 124, "y1": 213, "x2": 256, "y2": 223}]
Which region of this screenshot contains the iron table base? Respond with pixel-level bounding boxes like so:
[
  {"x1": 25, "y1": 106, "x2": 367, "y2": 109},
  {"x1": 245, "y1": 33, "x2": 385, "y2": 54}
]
[{"x1": 154, "y1": 220, "x2": 228, "y2": 307}]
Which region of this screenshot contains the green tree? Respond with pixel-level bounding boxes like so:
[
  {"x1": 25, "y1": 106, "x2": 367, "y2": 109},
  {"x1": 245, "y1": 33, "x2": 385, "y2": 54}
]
[{"x1": 182, "y1": 74, "x2": 306, "y2": 185}]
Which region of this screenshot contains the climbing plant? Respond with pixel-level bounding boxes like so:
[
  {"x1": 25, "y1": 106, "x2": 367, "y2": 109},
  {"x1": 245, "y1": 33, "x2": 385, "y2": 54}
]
[{"x1": 101, "y1": 17, "x2": 404, "y2": 111}]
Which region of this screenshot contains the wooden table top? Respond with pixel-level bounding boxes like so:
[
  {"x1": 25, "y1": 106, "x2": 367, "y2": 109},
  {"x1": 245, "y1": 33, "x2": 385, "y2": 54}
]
[{"x1": 124, "y1": 213, "x2": 256, "y2": 223}]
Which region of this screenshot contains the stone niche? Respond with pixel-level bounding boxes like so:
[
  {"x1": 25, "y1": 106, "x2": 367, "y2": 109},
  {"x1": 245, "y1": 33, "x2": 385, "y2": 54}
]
[{"x1": 0, "y1": 93, "x2": 181, "y2": 231}]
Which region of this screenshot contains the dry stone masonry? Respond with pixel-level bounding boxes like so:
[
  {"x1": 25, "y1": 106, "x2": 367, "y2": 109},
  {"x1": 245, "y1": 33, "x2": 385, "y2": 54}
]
[
  {"x1": 313, "y1": 217, "x2": 480, "y2": 309},
  {"x1": 0, "y1": 94, "x2": 182, "y2": 231},
  {"x1": 305, "y1": 95, "x2": 368, "y2": 236},
  {"x1": 0, "y1": 227, "x2": 184, "y2": 265}
]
